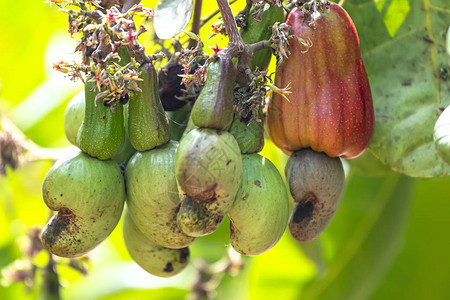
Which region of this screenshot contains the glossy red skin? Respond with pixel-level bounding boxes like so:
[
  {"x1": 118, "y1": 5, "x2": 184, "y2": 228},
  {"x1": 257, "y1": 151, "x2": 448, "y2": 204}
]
[{"x1": 266, "y1": 3, "x2": 374, "y2": 159}]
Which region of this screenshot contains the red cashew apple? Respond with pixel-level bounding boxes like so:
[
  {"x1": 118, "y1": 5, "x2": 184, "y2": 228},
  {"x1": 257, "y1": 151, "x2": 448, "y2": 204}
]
[{"x1": 267, "y1": 2, "x2": 374, "y2": 159}]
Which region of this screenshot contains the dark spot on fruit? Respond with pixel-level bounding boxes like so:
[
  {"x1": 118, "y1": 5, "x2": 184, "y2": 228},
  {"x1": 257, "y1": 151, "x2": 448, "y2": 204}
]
[
  {"x1": 97, "y1": 209, "x2": 104, "y2": 218},
  {"x1": 254, "y1": 180, "x2": 262, "y2": 188},
  {"x1": 193, "y1": 184, "x2": 217, "y2": 202},
  {"x1": 163, "y1": 262, "x2": 174, "y2": 273},
  {"x1": 292, "y1": 201, "x2": 315, "y2": 224},
  {"x1": 214, "y1": 215, "x2": 223, "y2": 224},
  {"x1": 206, "y1": 196, "x2": 217, "y2": 204},
  {"x1": 60, "y1": 194, "x2": 63, "y2": 197},
  {"x1": 226, "y1": 160, "x2": 232, "y2": 166},
  {"x1": 42, "y1": 208, "x2": 75, "y2": 245},
  {"x1": 175, "y1": 201, "x2": 182, "y2": 214},
  {"x1": 216, "y1": 130, "x2": 223, "y2": 136},
  {"x1": 179, "y1": 248, "x2": 189, "y2": 263},
  {"x1": 102, "y1": 115, "x2": 106, "y2": 120}
]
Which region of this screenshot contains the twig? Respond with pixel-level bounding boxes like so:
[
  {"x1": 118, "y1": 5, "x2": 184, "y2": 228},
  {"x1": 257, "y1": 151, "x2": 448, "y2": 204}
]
[
  {"x1": 40, "y1": 250, "x2": 61, "y2": 300},
  {"x1": 0, "y1": 114, "x2": 75, "y2": 175},
  {"x1": 189, "y1": 247, "x2": 245, "y2": 300},
  {"x1": 122, "y1": 0, "x2": 140, "y2": 13},
  {"x1": 189, "y1": 0, "x2": 203, "y2": 49},
  {"x1": 216, "y1": 0, "x2": 245, "y2": 56},
  {"x1": 216, "y1": 0, "x2": 254, "y2": 86}
]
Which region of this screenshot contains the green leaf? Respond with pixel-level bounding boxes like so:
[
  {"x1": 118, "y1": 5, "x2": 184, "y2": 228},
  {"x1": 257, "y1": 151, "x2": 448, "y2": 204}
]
[
  {"x1": 299, "y1": 174, "x2": 415, "y2": 300},
  {"x1": 347, "y1": 150, "x2": 392, "y2": 177},
  {"x1": 346, "y1": 0, "x2": 450, "y2": 177},
  {"x1": 154, "y1": 0, "x2": 194, "y2": 39},
  {"x1": 372, "y1": 176, "x2": 450, "y2": 299}
]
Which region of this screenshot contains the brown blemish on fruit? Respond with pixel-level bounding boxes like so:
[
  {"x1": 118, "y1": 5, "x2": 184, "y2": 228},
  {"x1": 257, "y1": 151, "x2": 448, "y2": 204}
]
[
  {"x1": 292, "y1": 201, "x2": 314, "y2": 224},
  {"x1": 163, "y1": 262, "x2": 174, "y2": 273},
  {"x1": 293, "y1": 192, "x2": 318, "y2": 223},
  {"x1": 193, "y1": 183, "x2": 218, "y2": 202},
  {"x1": 214, "y1": 215, "x2": 223, "y2": 224},
  {"x1": 42, "y1": 208, "x2": 76, "y2": 246},
  {"x1": 179, "y1": 248, "x2": 189, "y2": 263},
  {"x1": 254, "y1": 180, "x2": 262, "y2": 188}
]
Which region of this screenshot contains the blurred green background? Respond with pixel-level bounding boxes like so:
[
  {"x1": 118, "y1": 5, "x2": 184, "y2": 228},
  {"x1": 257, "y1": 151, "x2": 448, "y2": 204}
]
[{"x1": 0, "y1": 0, "x2": 449, "y2": 299}]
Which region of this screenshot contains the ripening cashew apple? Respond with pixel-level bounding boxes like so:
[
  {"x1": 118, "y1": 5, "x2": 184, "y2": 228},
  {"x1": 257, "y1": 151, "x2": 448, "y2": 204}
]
[
  {"x1": 434, "y1": 106, "x2": 450, "y2": 164},
  {"x1": 41, "y1": 150, "x2": 125, "y2": 257},
  {"x1": 285, "y1": 149, "x2": 345, "y2": 241},
  {"x1": 266, "y1": 2, "x2": 374, "y2": 159},
  {"x1": 175, "y1": 128, "x2": 242, "y2": 237},
  {"x1": 125, "y1": 141, "x2": 195, "y2": 249},
  {"x1": 228, "y1": 154, "x2": 289, "y2": 255},
  {"x1": 123, "y1": 209, "x2": 190, "y2": 278}
]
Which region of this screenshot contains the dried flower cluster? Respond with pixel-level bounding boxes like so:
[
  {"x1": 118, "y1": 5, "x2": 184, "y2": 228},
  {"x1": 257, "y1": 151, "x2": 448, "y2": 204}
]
[{"x1": 48, "y1": 0, "x2": 154, "y2": 107}]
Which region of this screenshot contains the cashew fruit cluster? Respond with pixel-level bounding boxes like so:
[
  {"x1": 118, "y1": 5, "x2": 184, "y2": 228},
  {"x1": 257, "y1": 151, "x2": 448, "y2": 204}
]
[
  {"x1": 51, "y1": 44, "x2": 292, "y2": 277},
  {"x1": 44, "y1": 1, "x2": 374, "y2": 277},
  {"x1": 266, "y1": 2, "x2": 374, "y2": 241}
]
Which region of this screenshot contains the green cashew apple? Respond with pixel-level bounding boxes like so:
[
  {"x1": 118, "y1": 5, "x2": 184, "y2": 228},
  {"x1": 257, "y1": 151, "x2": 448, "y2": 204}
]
[
  {"x1": 125, "y1": 141, "x2": 195, "y2": 249},
  {"x1": 128, "y1": 62, "x2": 171, "y2": 152},
  {"x1": 228, "y1": 154, "x2": 289, "y2": 255},
  {"x1": 176, "y1": 195, "x2": 228, "y2": 238},
  {"x1": 63, "y1": 90, "x2": 135, "y2": 164},
  {"x1": 175, "y1": 128, "x2": 242, "y2": 236},
  {"x1": 41, "y1": 150, "x2": 125, "y2": 257},
  {"x1": 64, "y1": 91, "x2": 85, "y2": 146},
  {"x1": 65, "y1": 46, "x2": 131, "y2": 152},
  {"x1": 123, "y1": 209, "x2": 190, "y2": 278},
  {"x1": 285, "y1": 148, "x2": 345, "y2": 241},
  {"x1": 77, "y1": 78, "x2": 125, "y2": 160},
  {"x1": 228, "y1": 111, "x2": 264, "y2": 154},
  {"x1": 191, "y1": 55, "x2": 236, "y2": 130},
  {"x1": 111, "y1": 103, "x2": 136, "y2": 164}
]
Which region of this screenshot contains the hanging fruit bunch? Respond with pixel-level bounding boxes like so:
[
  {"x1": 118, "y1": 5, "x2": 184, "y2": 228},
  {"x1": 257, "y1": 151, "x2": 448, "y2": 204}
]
[{"x1": 43, "y1": 0, "x2": 373, "y2": 278}]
